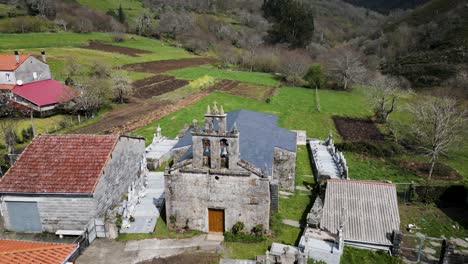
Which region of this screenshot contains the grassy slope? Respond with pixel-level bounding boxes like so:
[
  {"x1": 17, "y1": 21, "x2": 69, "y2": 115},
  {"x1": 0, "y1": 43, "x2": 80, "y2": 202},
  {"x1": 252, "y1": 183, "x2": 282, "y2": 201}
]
[
  {"x1": 0, "y1": 33, "x2": 195, "y2": 81},
  {"x1": 76, "y1": 0, "x2": 145, "y2": 23},
  {"x1": 166, "y1": 65, "x2": 280, "y2": 87}
]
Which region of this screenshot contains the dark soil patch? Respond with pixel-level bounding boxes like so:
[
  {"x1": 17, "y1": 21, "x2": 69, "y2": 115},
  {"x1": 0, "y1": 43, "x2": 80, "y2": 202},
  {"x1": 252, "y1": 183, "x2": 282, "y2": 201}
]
[
  {"x1": 122, "y1": 57, "x2": 218, "y2": 73},
  {"x1": 82, "y1": 41, "x2": 152, "y2": 57},
  {"x1": 133, "y1": 75, "x2": 189, "y2": 98},
  {"x1": 138, "y1": 252, "x2": 219, "y2": 264},
  {"x1": 333, "y1": 116, "x2": 384, "y2": 141},
  {"x1": 398, "y1": 160, "x2": 463, "y2": 181},
  {"x1": 218, "y1": 81, "x2": 276, "y2": 101}
]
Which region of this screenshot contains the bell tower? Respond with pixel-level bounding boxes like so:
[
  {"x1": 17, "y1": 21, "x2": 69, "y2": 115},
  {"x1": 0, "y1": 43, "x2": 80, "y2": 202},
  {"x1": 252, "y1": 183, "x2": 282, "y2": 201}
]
[{"x1": 191, "y1": 103, "x2": 239, "y2": 170}]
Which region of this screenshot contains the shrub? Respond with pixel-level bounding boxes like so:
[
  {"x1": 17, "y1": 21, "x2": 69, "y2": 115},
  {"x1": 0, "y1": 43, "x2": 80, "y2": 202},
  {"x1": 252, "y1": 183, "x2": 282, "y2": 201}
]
[
  {"x1": 252, "y1": 224, "x2": 264, "y2": 235},
  {"x1": 112, "y1": 32, "x2": 126, "y2": 42},
  {"x1": 188, "y1": 75, "x2": 216, "y2": 91},
  {"x1": 21, "y1": 126, "x2": 34, "y2": 142},
  {"x1": 224, "y1": 231, "x2": 267, "y2": 243},
  {"x1": 0, "y1": 16, "x2": 55, "y2": 33},
  {"x1": 231, "y1": 221, "x2": 245, "y2": 234}
]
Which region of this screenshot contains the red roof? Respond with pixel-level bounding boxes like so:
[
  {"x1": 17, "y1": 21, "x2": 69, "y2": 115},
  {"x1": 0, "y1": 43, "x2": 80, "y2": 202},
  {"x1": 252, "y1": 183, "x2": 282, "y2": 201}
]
[
  {"x1": 12, "y1": 79, "x2": 77, "y2": 107},
  {"x1": 0, "y1": 54, "x2": 31, "y2": 71},
  {"x1": 0, "y1": 239, "x2": 77, "y2": 264},
  {"x1": 0, "y1": 84, "x2": 15, "y2": 90},
  {"x1": 0, "y1": 134, "x2": 120, "y2": 194}
]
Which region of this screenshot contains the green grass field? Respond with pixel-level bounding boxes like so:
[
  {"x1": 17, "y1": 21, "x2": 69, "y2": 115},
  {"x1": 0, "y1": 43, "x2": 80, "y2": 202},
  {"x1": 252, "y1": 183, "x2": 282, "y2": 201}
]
[
  {"x1": 166, "y1": 65, "x2": 280, "y2": 86},
  {"x1": 76, "y1": 0, "x2": 146, "y2": 24},
  {"x1": 0, "y1": 33, "x2": 195, "y2": 82}
]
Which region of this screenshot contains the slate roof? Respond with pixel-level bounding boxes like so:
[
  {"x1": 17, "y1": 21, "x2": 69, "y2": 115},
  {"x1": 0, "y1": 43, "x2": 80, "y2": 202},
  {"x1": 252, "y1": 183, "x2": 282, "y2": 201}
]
[
  {"x1": 12, "y1": 79, "x2": 77, "y2": 107},
  {"x1": 0, "y1": 134, "x2": 120, "y2": 194},
  {"x1": 321, "y1": 179, "x2": 400, "y2": 246},
  {"x1": 0, "y1": 239, "x2": 77, "y2": 264},
  {"x1": 174, "y1": 109, "x2": 297, "y2": 172},
  {"x1": 0, "y1": 54, "x2": 31, "y2": 71}
]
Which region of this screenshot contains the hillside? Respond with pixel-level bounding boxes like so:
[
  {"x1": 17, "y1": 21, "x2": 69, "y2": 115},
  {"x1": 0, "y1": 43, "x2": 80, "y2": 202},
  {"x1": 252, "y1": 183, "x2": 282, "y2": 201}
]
[
  {"x1": 343, "y1": 0, "x2": 430, "y2": 13},
  {"x1": 379, "y1": 0, "x2": 468, "y2": 89}
]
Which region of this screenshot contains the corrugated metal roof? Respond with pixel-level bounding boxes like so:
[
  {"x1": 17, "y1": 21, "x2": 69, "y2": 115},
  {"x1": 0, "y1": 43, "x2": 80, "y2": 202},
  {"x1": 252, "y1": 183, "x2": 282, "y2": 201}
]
[
  {"x1": 321, "y1": 179, "x2": 400, "y2": 246},
  {"x1": 12, "y1": 79, "x2": 77, "y2": 107},
  {"x1": 173, "y1": 109, "x2": 297, "y2": 172},
  {"x1": 0, "y1": 134, "x2": 120, "y2": 194},
  {"x1": 0, "y1": 239, "x2": 77, "y2": 264}
]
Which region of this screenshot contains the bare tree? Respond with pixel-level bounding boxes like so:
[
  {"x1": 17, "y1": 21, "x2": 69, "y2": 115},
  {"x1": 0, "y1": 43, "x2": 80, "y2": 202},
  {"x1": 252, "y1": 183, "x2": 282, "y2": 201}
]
[
  {"x1": 408, "y1": 97, "x2": 467, "y2": 180},
  {"x1": 278, "y1": 50, "x2": 311, "y2": 86},
  {"x1": 136, "y1": 12, "x2": 153, "y2": 36},
  {"x1": 111, "y1": 72, "x2": 133, "y2": 103},
  {"x1": 72, "y1": 77, "x2": 111, "y2": 117},
  {"x1": 326, "y1": 47, "x2": 367, "y2": 90},
  {"x1": 0, "y1": 119, "x2": 17, "y2": 162},
  {"x1": 366, "y1": 72, "x2": 407, "y2": 123},
  {"x1": 54, "y1": 18, "x2": 68, "y2": 31},
  {"x1": 156, "y1": 11, "x2": 195, "y2": 39}
]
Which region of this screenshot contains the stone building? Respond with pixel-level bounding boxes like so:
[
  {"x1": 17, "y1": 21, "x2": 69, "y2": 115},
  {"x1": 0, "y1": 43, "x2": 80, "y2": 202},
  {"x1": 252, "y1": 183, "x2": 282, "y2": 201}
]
[
  {"x1": 0, "y1": 51, "x2": 76, "y2": 115},
  {"x1": 166, "y1": 105, "x2": 296, "y2": 233},
  {"x1": 0, "y1": 134, "x2": 145, "y2": 233}
]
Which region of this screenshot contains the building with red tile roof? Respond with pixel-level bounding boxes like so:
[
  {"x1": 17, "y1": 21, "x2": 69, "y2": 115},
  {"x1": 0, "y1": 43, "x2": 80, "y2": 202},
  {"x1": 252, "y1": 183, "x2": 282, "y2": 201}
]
[
  {"x1": 0, "y1": 54, "x2": 31, "y2": 71},
  {"x1": 0, "y1": 51, "x2": 76, "y2": 115},
  {"x1": 11, "y1": 79, "x2": 77, "y2": 114},
  {"x1": 0, "y1": 134, "x2": 145, "y2": 233},
  {"x1": 0, "y1": 239, "x2": 78, "y2": 264}
]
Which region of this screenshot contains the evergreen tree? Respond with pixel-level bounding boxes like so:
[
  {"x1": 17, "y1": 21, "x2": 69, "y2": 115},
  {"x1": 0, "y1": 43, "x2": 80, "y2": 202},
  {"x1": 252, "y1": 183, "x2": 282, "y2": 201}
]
[
  {"x1": 262, "y1": 0, "x2": 315, "y2": 48},
  {"x1": 117, "y1": 4, "x2": 126, "y2": 24}
]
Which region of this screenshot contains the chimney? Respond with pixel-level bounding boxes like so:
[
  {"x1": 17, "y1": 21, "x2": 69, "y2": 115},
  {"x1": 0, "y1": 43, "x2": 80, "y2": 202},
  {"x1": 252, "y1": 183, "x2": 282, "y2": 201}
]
[
  {"x1": 14, "y1": 51, "x2": 19, "y2": 64},
  {"x1": 41, "y1": 50, "x2": 46, "y2": 63}
]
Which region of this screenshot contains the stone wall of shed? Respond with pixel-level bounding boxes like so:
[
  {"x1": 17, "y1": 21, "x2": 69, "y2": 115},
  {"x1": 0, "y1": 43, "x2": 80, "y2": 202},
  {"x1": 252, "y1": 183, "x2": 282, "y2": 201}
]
[
  {"x1": 93, "y1": 137, "x2": 145, "y2": 217},
  {"x1": 273, "y1": 147, "x2": 296, "y2": 191},
  {"x1": 14, "y1": 57, "x2": 51, "y2": 83},
  {"x1": 165, "y1": 171, "x2": 270, "y2": 232},
  {"x1": 0, "y1": 195, "x2": 95, "y2": 232}
]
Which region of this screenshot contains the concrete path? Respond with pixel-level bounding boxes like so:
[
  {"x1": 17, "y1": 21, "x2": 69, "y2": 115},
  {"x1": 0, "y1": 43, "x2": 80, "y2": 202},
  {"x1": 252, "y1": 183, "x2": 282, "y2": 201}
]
[
  {"x1": 77, "y1": 235, "x2": 222, "y2": 264},
  {"x1": 282, "y1": 219, "x2": 302, "y2": 228},
  {"x1": 120, "y1": 172, "x2": 165, "y2": 234}
]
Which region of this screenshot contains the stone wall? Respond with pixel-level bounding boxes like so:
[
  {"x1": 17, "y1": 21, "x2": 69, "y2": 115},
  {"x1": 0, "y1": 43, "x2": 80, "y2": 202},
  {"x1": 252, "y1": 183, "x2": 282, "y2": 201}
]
[
  {"x1": 0, "y1": 195, "x2": 95, "y2": 232},
  {"x1": 0, "y1": 71, "x2": 15, "y2": 84},
  {"x1": 14, "y1": 56, "x2": 51, "y2": 83},
  {"x1": 273, "y1": 147, "x2": 296, "y2": 191},
  {"x1": 165, "y1": 170, "x2": 270, "y2": 232},
  {"x1": 172, "y1": 146, "x2": 190, "y2": 163},
  {"x1": 93, "y1": 136, "x2": 145, "y2": 216}
]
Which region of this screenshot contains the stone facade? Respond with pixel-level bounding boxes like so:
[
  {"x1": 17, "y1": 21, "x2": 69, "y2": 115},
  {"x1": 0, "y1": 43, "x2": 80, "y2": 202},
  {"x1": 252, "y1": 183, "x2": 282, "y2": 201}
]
[
  {"x1": 0, "y1": 136, "x2": 145, "y2": 233},
  {"x1": 273, "y1": 147, "x2": 297, "y2": 191},
  {"x1": 93, "y1": 136, "x2": 145, "y2": 216},
  {"x1": 0, "y1": 195, "x2": 95, "y2": 232},
  {"x1": 13, "y1": 56, "x2": 51, "y2": 83},
  {"x1": 165, "y1": 171, "x2": 270, "y2": 232},
  {"x1": 166, "y1": 105, "x2": 279, "y2": 233}
]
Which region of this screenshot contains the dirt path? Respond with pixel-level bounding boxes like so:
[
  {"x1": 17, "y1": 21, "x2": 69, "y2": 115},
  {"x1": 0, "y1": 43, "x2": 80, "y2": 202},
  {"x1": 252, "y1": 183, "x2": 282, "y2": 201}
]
[
  {"x1": 70, "y1": 89, "x2": 212, "y2": 135},
  {"x1": 69, "y1": 79, "x2": 274, "y2": 135},
  {"x1": 121, "y1": 58, "x2": 218, "y2": 74}
]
